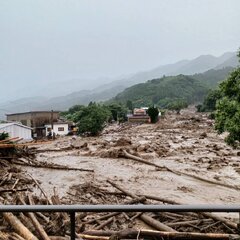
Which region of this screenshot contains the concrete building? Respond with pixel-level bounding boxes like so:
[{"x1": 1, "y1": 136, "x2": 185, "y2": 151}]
[
  {"x1": 45, "y1": 122, "x2": 69, "y2": 136},
  {"x1": 128, "y1": 108, "x2": 150, "y2": 123},
  {"x1": 6, "y1": 111, "x2": 59, "y2": 137},
  {"x1": 0, "y1": 122, "x2": 32, "y2": 140}
]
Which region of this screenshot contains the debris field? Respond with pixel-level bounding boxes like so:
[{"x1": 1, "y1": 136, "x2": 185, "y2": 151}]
[{"x1": 0, "y1": 107, "x2": 240, "y2": 239}]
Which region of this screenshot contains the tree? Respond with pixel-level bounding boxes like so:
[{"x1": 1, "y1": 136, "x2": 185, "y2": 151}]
[
  {"x1": 106, "y1": 103, "x2": 127, "y2": 122},
  {"x1": 126, "y1": 100, "x2": 133, "y2": 111},
  {"x1": 168, "y1": 100, "x2": 188, "y2": 114},
  {"x1": 199, "y1": 89, "x2": 222, "y2": 112},
  {"x1": 215, "y1": 52, "x2": 240, "y2": 147},
  {"x1": 147, "y1": 106, "x2": 159, "y2": 123},
  {"x1": 77, "y1": 104, "x2": 111, "y2": 136}
]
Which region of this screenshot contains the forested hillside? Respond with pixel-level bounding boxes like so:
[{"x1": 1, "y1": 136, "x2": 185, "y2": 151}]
[{"x1": 113, "y1": 67, "x2": 233, "y2": 108}]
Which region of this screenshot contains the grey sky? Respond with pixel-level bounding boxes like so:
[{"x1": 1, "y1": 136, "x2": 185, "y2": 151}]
[{"x1": 0, "y1": 0, "x2": 240, "y2": 101}]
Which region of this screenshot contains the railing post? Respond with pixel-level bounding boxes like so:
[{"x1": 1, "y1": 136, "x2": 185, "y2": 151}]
[{"x1": 69, "y1": 211, "x2": 76, "y2": 240}]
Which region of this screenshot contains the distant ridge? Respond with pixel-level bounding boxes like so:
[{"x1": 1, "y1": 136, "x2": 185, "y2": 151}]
[{"x1": 0, "y1": 51, "x2": 238, "y2": 119}]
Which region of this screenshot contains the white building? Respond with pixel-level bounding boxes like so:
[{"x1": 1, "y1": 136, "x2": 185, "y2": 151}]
[
  {"x1": 0, "y1": 122, "x2": 32, "y2": 140},
  {"x1": 45, "y1": 122, "x2": 69, "y2": 136}
]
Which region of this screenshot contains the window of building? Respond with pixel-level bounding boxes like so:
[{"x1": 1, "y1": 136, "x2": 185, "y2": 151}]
[
  {"x1": 47, "y1": 127, "x2": 51, "y2": 132},
  {"x1": 58, "y1": 127, "x2": 64, "y2": 131}
]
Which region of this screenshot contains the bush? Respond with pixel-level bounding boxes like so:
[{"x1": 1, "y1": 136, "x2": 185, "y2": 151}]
[
  {"x1": 147, "y1": 106, "x2": 159, "y2": 123},
  {"x1": 0, "y1": 132, "x2": 9, "y2": 140}
]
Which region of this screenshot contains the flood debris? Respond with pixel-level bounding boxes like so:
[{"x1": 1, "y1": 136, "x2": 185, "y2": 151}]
[{"x1": 0, "y1": 108, "x2": 240, "y2": 239}]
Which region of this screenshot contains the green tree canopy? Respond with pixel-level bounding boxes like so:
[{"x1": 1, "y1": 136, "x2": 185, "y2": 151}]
[
  {"x1": 77, "y1": 104, "x2": 111, "y2": 136},
  {"x1": 215, "y1": 52, "x2": 240, "y2": 147},
  {"x1": 147, "y1": 106, "x2": 159, "y2": 123},
  {"x1": 197, "y1": 89, "x2": 222, "y2": 112}
]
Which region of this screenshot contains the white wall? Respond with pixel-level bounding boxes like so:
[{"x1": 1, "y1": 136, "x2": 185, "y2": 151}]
[
  {"x1": 45, "y1": 124, "x2": 69, "y2": 136},
  {"x1": 0, "y1": 125, "x2": 32, "y2": 140}
]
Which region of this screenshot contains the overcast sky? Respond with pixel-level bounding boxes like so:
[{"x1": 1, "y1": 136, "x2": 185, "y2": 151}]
[{"x1": 0, "y1": 0, "x2": 240, "y2": 101}]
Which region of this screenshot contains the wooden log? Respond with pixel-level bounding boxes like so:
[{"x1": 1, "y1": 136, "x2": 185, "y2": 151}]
[
  {"x1": 122, "y1": 150, "x2": 240, "y2": 191},
  {"x1": 85, "y1": 212, "x2": 119, "y2": 224},
  {"x1": 140, "y1": 214, "x2": 178, "y2": 232},
  {"x1": 78, "y1": 234, "x2": 109, "y2": 240},
  {"x1": 143, "y1": 194, "x2": 238, "y2": 230},
  {"x1": 18, "y1": 196, "x2": 51, "y2": 240},
  {"x1": 11, "y1": 233, "x2": 28, "y2": 240},
  {"x1": 27, "y1": 173, "x2": 53, "y2": 205},
  {"x1": 0, "y1": 188, "x2": 28, "y2": 193},
  {"x1": 202, "y1": 212, "x2": 238, "y2": 230},
  {"x1": 0, "y1": 137, "x2": 20, "y2": 143},
  {"x1": 2, "y1": 212, "x2": 38, "y2": 240},
  {"x1": 82, "y1": 229, "x2": 240, "y2": 240},
  {"x1": 51, "y1": 195, "x2": 68, "y2": 221},
  {"x1": 18, "y1": 213, "x2": 36, "y2": 234},
  {"x1": 85, "y1": 196, "x2": 146, "y2": 224},
  {"x1": 95, "y1": 217, "x2": 114, "y2": 230},
  {"x1": 13, "y1": 159, "x2": 94, "y2": 172},
  {"x1": 107, "y1": 180, "x2": 177, "y2": 232},
  {"x1": 166, "y1": 219, "x2": 210, "y2": 227}
]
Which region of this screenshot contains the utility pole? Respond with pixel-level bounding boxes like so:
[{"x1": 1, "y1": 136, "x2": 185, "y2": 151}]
[{"x1": 51, "y1": 110, "x2": 54, "y2": 140}]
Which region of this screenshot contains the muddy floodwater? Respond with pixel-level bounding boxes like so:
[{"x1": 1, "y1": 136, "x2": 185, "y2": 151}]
[{"x1": 24, "y1": 107, "x2": 240, "y2": 219}]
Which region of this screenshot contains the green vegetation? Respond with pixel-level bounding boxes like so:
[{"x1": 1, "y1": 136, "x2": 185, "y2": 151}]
[
  {"x1": 147, "y1": 106, "x2": 159, "y2": 123},
  {"x1": 107, "y1": 103, "x2": 128, "y2": 122},
  {"x1": 77, "y1": 103, "x2": 111, "y2": 136},
  {"x1": 168, "y1": 100, "x2": 188, "y2": 114},
  {"x1": 197, "y1": 89, "x2": 222, "y2": 113},
  {"x1": 0, "y1": 132, "x2": 9, "y2": 140},
  {"x1": 62, "y1": 102, "x2": 128, "y2": 136},
  {"x1": 215, "y1": 53, "x2": 240, "y2": 147},
  {"x1": 114, "y1": 75, "x2": 208, "y2": 108},
  {"x1": 192, "y1": 67, "x2": 233, "y2": 88}
]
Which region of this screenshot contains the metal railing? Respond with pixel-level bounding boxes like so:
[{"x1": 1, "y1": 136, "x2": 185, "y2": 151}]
[{"x1": 1, "y1": 204, "x2": 240, "y2": 240}]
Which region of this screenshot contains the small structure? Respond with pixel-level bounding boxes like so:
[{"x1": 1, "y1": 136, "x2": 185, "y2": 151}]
[
  {"x1": 128, "y1": 108, "x2": 150, "y2": 123},
  {"x1": 0, "y1": 122, "x2": 32, "y2": 140},
  {"x1": 45, "y1": 122, "x2": 69, "y2": 136},
  {"x1": 6, "y1": 111, "x2": 60, "y2": 138}
]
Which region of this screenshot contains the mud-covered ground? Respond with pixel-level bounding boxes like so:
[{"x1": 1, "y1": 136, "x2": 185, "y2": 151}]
[
  {"x1": 26, "y1": 107, "x2": 240, "y2": 211},
  {"x1": 1, "y1": 107, "x2": 239, "y2": 238}
]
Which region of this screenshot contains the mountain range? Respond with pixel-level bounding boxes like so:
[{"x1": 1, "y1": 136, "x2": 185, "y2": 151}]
[{"x1": 0, "y1": 51, "x2": 238, "y2": 120}]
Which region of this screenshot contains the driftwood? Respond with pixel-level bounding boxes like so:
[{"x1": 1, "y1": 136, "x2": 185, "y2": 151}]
[
  {"x1": 107, "y1": 179, "x2": 177, "y2": 232},
  {"x1": 13, "y1": 158, "x2": 94, "y2": 172},
  {"x1": 95, "y1": 217, "x2": 114, "y2": 230},
  {"x1": 142, "y1": 194, "x2": 238, "y2": 230},
  {"x1": 78, "y1": 234, "x2": 109, "y2": 240},
  {"x1": 82, "y1": 229, "x2": 240, "y2": 240},
  {"x1": 84, "y1": 196, "x2": 146, "y2": 225},
  {"x1": 2, "y1": 212, "x2": 38, "y2": 240},
  {"x1": 18, "y1": 195, "x2": 50, "y2": 240},
  {"x1": 122, "y1": 150, "x2": 240, "y2": 191},
  {"x1": 139, "y1": 214, "x2": 178, "y2": 232},
  {"x1": 27, "y1": 173, "x2": 53, "y2": 205}
]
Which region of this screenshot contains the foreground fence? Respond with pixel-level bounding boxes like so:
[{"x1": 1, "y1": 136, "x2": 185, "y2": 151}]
[{"x1": 0, "y1": 204, "x2": 240, "y2": 240}]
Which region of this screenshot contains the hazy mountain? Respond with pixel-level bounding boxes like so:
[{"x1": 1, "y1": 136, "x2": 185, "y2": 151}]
[
  {"x1": 0, "y1": 52, "x2": 238, "y2": 120},
  {"x1": 214, "y1": 55, "x2": 239, "y2": 69},
  {"x1": 112, "y1": 66, "x2": 234, "y2": 107}
]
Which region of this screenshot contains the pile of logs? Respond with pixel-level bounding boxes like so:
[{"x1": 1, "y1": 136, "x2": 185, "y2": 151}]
[
  {"x1": 0, "y1": 166, "x2": 239, "y2": 239},
  {"x1": 0, "y1": 138, "x2": 239, "y2": 239}
]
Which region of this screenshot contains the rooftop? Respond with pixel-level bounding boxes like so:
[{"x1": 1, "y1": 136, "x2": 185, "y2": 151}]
[
  {"x1": 6, "y1": 111, "x2": 60, "y2": 116},
  {"x1": 0, "y1": 122, "x2": 32, "y2": 130}
]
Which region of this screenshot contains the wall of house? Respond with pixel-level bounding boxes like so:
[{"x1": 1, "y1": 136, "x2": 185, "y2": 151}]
[
  {"x1": 31, "y1": 112, "x2": 59, "y2": 128},
  {"x1": 7, "y1": 112, "x2": 59, "y2": 128},
  {"x1": 45, "y1": 124, "x2": 69, "y2": 136},
  {"x1": 7, "y1": 113, "x2": 32, "y2": 127},
  {"x1": 0, "y1": 125, "x2": 32, "y2": 140}
]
